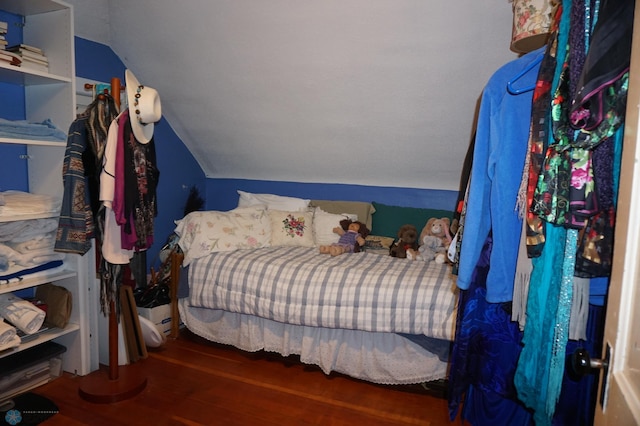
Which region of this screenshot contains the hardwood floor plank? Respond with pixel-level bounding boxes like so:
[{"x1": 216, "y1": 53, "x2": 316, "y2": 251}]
[{"x1": 31, "y1": 330, "x2": 458, "y2": 425}]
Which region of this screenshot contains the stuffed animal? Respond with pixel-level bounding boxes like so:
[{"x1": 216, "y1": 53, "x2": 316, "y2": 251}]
[
  {"x1": 408, "y1": 235, "x2": 442, "y2": 262},
  {"x1": 423, "y1": 217, "x2": 452, "y2": 248},
  {"x1": 319, "y1": 219, "x2": 370, "y2": 256},
  {"x1": 413, "y1": 217, "x2": 453, "y2": 263},
  {"x1": 389, "y1": 224, "x2": 419, "y2": 259}
]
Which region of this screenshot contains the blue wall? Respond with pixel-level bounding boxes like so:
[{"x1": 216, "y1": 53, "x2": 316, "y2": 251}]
[{"x1": 0, "y1": 10, "x2": 28, "y2": 192}]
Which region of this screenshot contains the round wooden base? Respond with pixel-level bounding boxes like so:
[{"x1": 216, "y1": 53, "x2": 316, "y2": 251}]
[{"x1": 78, "y1": 366, "x2": 147, "y2": 404}]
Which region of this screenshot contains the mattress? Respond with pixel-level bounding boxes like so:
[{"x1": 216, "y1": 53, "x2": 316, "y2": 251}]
[{"x1": 187, "y1": 246, "x2": 458, "y2": 340}]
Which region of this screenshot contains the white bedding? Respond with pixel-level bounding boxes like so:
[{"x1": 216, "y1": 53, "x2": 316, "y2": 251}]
[{"x1": 179, "y1": 300, "x2": 450, "y2": 385}]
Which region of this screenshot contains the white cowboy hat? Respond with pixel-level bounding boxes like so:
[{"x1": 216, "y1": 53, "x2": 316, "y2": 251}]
[{"x1": 125, "y1": 69, "x2": 162, "y2": 144}]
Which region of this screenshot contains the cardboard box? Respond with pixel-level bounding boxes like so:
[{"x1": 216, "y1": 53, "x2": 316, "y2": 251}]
[{"x1": 137, "y1": 304, "x2": 172, "y2": 336}]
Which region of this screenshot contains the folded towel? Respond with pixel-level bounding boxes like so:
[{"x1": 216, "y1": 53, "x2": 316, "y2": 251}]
[
  {"x1": 0, "y1": 319, "x2": 17, "y2": 345},
  {"x1": 0, "y1": 218, "x2": 58, "y2": 242},
  {"x1": 0, "y1": 191, "x2": 61, "y2": 219},
  {"x1": 0, "y1": 294, "x2": 46, "y2": 335},
  {"x1": 6, "y1": 235, "x2": 55, "y2": 254},
  {"x1": 0, "y1": 117, "x2": 67, "y2": 141},
  {"x1": 0, "y1": 243, "x2": 65, "y2": 272},
  {"x1": 0, "y1": 334, "x2": 20, "y2": 353}
]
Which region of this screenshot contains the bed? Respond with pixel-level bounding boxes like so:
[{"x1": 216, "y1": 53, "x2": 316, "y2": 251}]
[{"x1": 174, "y1": 192, "x2": 459, "y2": 385}]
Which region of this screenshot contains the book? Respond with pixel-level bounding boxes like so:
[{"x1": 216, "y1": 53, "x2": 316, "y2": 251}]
[
  {"x1": 7, "y1": 46, "x2": 47, "y2": 60},
  {"x1": 0, "y1": 50, "x2": 22, "y2": 66},
  {"x1": 12, "y1": 49, "x2": 47, "y2": 62},
  {"x1": 7, "y1": 43, "x2": 44, "y2": 56},
  {"x1": 19, "y1": 54, "x2": 48, "y2": 66},
  {"x1": 20, "y1": 59, "x2": 49, "y2": 72}
]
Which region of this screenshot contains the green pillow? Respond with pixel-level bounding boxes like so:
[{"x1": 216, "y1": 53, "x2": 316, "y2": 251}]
[{"x1": 370, "y1": 202, "x2": 453, "y2": 238}]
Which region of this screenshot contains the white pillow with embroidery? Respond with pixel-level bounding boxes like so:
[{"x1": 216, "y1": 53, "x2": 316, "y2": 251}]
[{"x1": 269, "y1": 209, "x2": 315, "y2": 247}]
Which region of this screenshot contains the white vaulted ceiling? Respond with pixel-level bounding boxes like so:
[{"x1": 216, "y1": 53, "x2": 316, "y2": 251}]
[{"x1": 69, "y1": 0, "x2": 518, "y2": 191}]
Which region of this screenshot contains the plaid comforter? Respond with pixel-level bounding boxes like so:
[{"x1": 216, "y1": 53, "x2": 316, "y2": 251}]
[{"x1": 187, "y1": 246, "x2": 457, "y2": 340}]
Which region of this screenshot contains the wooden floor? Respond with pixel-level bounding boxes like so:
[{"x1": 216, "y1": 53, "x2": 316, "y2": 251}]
[{"x1": 35, "y1": 330, "x2": 459, "y2": 426}]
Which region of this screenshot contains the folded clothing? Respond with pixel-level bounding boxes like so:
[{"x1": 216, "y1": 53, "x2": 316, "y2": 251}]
[
  {"x1": 0, "y1": 335, "x2": 20, "y2": 352},
  {"x1": 0, "y1": 243, "x2": 65, "y2": 272},
  {"x1": 0, "y1": 218, "x2": 58, "y2": 242},
  {"x1": 0, "y1": 319, "x2": 17, "y2": 345},
  {"x1": 0, "y1": 191, "x2": 61, "y2": 219},
  {"x1": 0, "y1": 293, "x2": 45, "y2": 335},
  {"x1": 0, "y1": 117, "x2": 67, "y2": 142}
]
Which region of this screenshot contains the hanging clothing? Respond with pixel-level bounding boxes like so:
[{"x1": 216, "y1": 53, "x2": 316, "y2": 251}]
[
  {"x1": 54, "y1": 117, "x2": 94, "y2": 255},
  {"x1": 121, "y1": 113, "x2": 159, "y2": 250},
  {"x1": 570, "y1": 0, "x2": 634, "y2": 143},
  {"x1": 55, "y1": 94, "x2": 119, "y2": 254},
  {"x1": 100, "y1": 112, "x2": 134, "y2": 264},
  {"x1": 456, "y1": 47, "x2": 545, "y2": 303},
  {"x1": 100, "y1": 109, "x2": 159, "y2": 260},
  {"x1": 515, "y1": 0, "x2": 633, "y2": 423},
  {"x1": 448, "y1": 236, "x2": 532, "y2": 425}
]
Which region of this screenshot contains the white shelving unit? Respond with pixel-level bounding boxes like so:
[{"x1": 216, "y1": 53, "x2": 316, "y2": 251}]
[{"x1": 0, "y1": 0, "x2": 97, "y2": 377}]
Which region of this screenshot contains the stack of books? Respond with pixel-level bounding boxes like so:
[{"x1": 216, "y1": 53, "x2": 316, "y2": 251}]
[
  {"x1": 6, "y1": 43, "x2": 48, "y2": 72},
  {"x1": 0, "y1": 22, "x2": 22, "y2": 67},
  {"x1": 0, "y1": 20, "x2": 7, "y2": 50}
]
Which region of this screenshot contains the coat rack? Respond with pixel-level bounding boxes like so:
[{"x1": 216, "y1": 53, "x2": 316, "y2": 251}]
[{"x1": 78, "y1": 77, "x2": 148, "y2": 403}]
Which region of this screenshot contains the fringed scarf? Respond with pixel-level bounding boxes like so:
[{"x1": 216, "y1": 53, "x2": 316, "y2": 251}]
[{"x1": 514, "y1": 2, "x2": 571, "y2": 424}]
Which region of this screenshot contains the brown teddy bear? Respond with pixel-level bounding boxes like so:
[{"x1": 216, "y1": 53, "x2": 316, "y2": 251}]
[
  {"x1": 319, "y1": 219, "x2": 370, "y2": 256},
  {"x1": 389, "y1": 224, "x2": 419, "y2": 259}
]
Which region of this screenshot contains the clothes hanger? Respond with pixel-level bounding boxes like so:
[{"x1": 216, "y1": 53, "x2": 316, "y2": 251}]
[{"x1": 507, "y1": 55, "x2": 543, "y2": 95}]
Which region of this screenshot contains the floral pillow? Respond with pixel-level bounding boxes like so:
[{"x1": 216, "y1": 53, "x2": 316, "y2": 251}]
[
  {"x1": 269, "y1": 209, "x2": 315, "y2": 247},
  {"x1": 174, "y1": 206, "x2": 271, "y2": 266}
]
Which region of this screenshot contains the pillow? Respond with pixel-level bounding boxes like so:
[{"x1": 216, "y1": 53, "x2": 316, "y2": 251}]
[
  {"x1": 237, "y1": 190, "x2": 310, "y2": 211},
  {"x1": 312, "y1": 208, "x2": 355, "y2": 247},
  {"x1": 269, "y1": 209, "x2": 315, "y2": 247},
  {"x1": 309, "y1": 200, "x2": 375, "y2": 230},
  {"x1": 370, "y1": 202, "x2": 453, "y2": 238},
  {"x1": 174, "y1": 206, "x2": 271, "y2": 266}
]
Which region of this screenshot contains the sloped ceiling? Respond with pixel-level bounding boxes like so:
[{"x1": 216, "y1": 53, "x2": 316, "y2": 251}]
[{"x1": 70, "y1": 0, "x2": 518, "y2": 191}]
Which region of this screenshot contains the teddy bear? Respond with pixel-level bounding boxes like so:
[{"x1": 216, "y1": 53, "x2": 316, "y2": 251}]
[
  {"x1": 407, "y1": 234, "x2": 442, "y2": 262},
  {"x1": 319, "y1": 219, "x2": 370, "y2": 256},
  {"x1": 389, "y1": 224, "x2": 419, "y2": 259},
  {"x1": 408, "y1": 217, "x2": 453, "y2": 263}
]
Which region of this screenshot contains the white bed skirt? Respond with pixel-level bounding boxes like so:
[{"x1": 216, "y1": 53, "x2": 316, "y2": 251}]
[{"x1": 179, "y1": 299, "x2": 449, "y2": 385}]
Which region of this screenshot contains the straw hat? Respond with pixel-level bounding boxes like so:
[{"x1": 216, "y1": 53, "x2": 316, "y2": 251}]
[{"x1": 125, "y1": 69, "x2": 162, "y2": 144}]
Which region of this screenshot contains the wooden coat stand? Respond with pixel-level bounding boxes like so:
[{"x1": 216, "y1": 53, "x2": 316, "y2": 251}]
[{"x1": 79, "y1": 77, "x2": 148, "y2": 403}]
